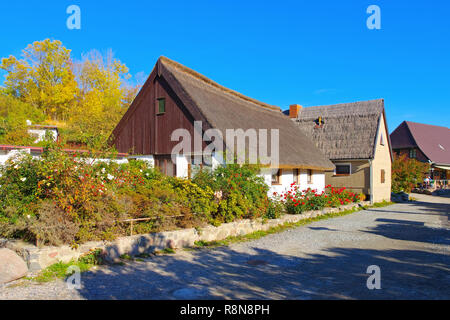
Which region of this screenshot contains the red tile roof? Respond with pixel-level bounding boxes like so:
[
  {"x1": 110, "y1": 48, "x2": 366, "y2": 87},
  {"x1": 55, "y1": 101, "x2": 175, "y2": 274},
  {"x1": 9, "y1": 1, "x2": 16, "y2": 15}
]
[{"x1": 391, "y1": 121, "x2": 450, "y2": 165}]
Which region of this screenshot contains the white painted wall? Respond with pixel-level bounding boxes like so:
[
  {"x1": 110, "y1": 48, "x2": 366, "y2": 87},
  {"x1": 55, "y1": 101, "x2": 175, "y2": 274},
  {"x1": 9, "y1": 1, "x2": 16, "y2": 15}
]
[
  {"x1": 27, "y1": 128, "x2": 58, "y2": 143},
  {"x1": 260, "y1": 168, "x2": 326, "y2": 196},
  {"x1": 0, "y1": 148, "x2": 130, "y2": 166},
  {"x1": 176, "y1": 155, "x2": 189, "y2": 178}
]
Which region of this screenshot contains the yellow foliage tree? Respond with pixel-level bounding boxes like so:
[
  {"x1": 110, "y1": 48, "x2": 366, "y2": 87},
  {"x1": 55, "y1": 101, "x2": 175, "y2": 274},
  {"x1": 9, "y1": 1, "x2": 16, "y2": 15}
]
[{"x1": 0, "y1": 39, "x2": 78, "y2": 120}]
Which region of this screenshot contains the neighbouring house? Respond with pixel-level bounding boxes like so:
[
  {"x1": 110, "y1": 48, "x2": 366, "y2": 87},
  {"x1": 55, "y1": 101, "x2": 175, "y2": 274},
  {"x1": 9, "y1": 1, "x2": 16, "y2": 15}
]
[
  {"x1": 286, "y1": 99, "x2": 393, "y2": 203},
  {"x1": 110, "y1": 56, "x2": 334, "y2": 194},
  {"x1": 0, "y1": 145, "x2": 128, "y2": 165},
  {"x1": 26, "y1": 123, "x2": 59, "y2": 143},
  {"x1": 390, "y1": 121, "x2": 450, "y2": 188}
]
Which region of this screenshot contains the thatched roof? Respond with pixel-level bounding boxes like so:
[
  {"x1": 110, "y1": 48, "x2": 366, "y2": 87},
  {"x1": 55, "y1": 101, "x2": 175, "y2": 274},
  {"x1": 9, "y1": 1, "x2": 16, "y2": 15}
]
[
  {"x1": 154, "y1": 57, "x2": 334, "y2": 170},
  {"x1": 289, "y1": 99, "x2": 387, "y2": 160}
]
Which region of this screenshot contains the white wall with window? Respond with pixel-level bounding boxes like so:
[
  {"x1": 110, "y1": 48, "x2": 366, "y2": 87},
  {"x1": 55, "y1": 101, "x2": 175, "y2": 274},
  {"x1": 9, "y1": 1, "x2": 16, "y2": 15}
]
[{"x1": 260, "y1": 168, "x2": 326, "y2": 196}]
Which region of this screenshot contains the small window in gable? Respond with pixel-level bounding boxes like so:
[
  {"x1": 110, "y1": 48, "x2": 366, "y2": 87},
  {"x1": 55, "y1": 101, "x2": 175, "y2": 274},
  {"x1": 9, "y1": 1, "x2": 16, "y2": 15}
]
[
  {"x1": 381, "y1": 169, "x2": 386, "y2": 183},
  {"x1": 380, "y1": 133, "x2": 385, "y2": 146},
  {"x1": 157, "y1": 98, "x2": 166, "y2": 114}
]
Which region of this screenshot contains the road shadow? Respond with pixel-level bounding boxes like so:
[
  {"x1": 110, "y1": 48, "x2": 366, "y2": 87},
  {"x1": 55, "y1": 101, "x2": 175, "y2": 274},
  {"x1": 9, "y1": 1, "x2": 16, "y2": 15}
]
[{"x1": 74, "y1": 244, "x2": 450, "y2": 300}]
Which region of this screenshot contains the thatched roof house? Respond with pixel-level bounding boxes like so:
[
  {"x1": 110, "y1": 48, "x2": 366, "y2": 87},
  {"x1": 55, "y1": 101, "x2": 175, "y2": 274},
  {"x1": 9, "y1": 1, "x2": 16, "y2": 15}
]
[
  {"x1": 111, "y1": 57, "x2": 333, "y2": 193},
  {"x1": 286, "y1": 99, "x2": 393, "y2": 203}
]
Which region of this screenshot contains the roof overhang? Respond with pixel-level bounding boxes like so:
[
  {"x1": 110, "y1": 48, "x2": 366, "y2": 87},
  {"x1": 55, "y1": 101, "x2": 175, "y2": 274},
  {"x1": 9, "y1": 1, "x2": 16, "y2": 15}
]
[{"x1": 433, "y1": 164, "x2": 450, "y2": 170}]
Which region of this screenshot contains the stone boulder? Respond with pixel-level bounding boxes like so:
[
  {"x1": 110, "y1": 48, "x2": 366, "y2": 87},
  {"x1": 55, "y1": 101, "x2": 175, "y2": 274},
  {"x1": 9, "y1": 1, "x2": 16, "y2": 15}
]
[
  {"x1": 0, "y1": 248, "x2": 28, "y2": 284},
  {"x1": 391, "y1": 192, "x2": 409, "y2": 203}
]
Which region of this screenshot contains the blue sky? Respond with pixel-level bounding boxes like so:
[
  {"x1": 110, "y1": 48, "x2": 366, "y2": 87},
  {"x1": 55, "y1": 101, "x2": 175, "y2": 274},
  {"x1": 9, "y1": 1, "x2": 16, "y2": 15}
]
[{"x1": 1, "y1": 0, "x2": 449, "y2": 132}]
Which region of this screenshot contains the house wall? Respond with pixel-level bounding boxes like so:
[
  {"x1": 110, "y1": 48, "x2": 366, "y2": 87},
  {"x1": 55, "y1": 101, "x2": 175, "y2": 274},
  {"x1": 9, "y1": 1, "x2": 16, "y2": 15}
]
[
  {"x1": 27, "y1": 128, "x2": 58, "y2": 143},
  {"x1": 394, "y1": 148, "x2": 428, "y2": 162},
  {"x1": 325, "y1": 160, "x2": 370, "y2": 197},
  {"x1": 371, "y1": 114, "x2": 392, "y2": 202},
  {"x1": 261, "y1": 168, "x2": 325, "y2": 196}
]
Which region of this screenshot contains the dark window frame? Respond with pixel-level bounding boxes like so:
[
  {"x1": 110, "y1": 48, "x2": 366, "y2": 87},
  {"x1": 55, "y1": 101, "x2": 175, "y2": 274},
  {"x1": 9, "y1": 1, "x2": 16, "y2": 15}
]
[
  {"x1": 307, "y1": 169, "x2": 313, "y2": 184},
  {"x1": 293, "y1": 168, "x2": 300, "y2": 185},
  {"x1": 271, "y1": 169, "x2": 282, "y2": 185}
]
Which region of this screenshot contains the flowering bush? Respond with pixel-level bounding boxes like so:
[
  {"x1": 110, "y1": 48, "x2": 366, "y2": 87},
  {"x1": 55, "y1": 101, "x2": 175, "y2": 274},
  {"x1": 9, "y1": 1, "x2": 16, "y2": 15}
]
[
  {"x1": 0, "y1": 144, "x2": 283, "y2": 245},
  {"x1": 281, "y1": 183, "x2": 360, "y2": 215},
  {"x1": 0, "y1": 144, "x2": 217, "y2": 245}
]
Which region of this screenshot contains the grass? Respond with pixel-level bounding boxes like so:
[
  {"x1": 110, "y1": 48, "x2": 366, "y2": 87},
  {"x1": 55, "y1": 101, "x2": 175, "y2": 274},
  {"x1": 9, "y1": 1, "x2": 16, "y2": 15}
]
[
  {"x1": 370, "y1": 200, "x2": 395, "y2": 208},
  {"x1": 154, "y1": 248, "x2": 176, "y2": 255},
  {"x1": 31, "y1": 249, "x2": 103, "y2": 283}
]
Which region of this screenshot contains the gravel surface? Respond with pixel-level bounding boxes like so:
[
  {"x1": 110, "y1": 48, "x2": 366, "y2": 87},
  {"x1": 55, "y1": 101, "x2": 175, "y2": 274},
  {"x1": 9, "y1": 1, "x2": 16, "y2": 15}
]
[{"x1": 1, "y1": 194, "x2": 449, "y2": 300}]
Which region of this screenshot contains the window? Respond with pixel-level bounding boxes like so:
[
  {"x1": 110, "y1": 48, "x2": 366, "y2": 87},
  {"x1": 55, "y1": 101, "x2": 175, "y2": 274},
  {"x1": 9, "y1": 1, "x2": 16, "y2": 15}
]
[
  {"x1": 293, "y1": 169, "x2": 300, "y2": 185},
  {"x1": 157, "y1": 98, "x2": 166, "y2": 114},
  {"x1": 335, "y1": 164, "x2": 351, "y2": 175},
  {"x1": 272, "y1": 169, "x2": 282, "y2": 185},
  {"x1": 380, "y1": 133, "x2": 385, "y2": 146},
  {"x1": 409, "y1": 149, "x2": 417, "y2": 159},
  {"x1": 307, "y1": 169, "x2": 313, "y2": 184},
  {"x1": 381, "y1": 169, "x2": 385, "y2": 184}
]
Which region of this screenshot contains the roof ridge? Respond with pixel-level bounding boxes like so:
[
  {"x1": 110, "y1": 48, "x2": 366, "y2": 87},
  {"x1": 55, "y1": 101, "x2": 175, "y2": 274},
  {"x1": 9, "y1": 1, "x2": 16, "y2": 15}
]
[
  {"x1": 405, "y1": 120, "x2": 450, "y2": 130},
  {"x1": 306, "y1": 98, "x2": 384, "y2": 109},
  {"x1": 158, "y1": 56, "x2": 281, "y2": 112}
]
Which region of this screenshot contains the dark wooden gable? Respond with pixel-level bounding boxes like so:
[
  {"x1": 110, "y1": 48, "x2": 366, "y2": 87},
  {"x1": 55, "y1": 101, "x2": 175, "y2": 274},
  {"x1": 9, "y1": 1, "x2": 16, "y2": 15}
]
[{"x1": 111, "y1": 64, "x2": 208, "y2": 155}]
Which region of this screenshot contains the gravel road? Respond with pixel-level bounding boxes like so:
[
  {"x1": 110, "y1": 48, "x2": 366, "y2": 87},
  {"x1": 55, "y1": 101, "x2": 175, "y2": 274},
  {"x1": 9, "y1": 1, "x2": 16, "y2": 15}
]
[{"x1": 1, "y1": 194, "x2": 449, "y2": 300}]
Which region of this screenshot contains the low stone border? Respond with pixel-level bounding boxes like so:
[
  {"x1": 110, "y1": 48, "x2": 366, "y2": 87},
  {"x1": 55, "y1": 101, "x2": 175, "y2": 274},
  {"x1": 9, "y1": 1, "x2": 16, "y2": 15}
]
[{"x1": 0, "y1": 201, "x2": 369, "y2": 272}]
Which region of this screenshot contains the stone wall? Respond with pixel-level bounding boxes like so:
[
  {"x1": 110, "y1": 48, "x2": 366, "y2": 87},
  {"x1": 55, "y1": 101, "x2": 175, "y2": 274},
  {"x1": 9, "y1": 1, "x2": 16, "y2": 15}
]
[{"x1": 0, "y1": 202, "x2": 368, "y2": 272}]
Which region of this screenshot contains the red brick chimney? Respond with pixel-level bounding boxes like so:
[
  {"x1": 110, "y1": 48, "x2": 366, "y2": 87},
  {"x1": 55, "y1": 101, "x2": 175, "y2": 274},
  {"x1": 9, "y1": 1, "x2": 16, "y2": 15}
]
[{"x1": 289, "y1": 104, "x2": 302, "y2": 118}]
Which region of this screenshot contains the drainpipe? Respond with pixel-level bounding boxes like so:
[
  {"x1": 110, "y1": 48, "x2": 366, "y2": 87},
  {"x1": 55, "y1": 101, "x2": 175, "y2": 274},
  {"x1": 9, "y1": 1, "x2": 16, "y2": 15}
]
[{"x1": 369, "y1": 159, "x2": 374, "y2": 205}]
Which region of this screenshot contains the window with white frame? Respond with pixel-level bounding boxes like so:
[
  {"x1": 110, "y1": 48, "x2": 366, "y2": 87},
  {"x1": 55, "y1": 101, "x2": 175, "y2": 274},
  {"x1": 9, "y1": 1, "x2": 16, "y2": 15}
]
[{"x1": 335, "y1": 164, "x2": 351, "y2": 175}]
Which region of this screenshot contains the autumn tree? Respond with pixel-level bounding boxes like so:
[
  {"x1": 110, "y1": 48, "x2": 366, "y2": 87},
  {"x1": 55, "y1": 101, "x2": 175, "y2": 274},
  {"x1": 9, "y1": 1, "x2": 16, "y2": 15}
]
[
  {"x1": 392, "y1": 153, "x2": 429, "y2": 193},
  {"x1": 0, "y1": 39, "x2": 78, "y2": 120},
  {"x1": 66, "y1": 50, "x2": 139, "y2": 149},
  {"x1": 0, "y1": 39, "x2": 141, "y2": 149}
]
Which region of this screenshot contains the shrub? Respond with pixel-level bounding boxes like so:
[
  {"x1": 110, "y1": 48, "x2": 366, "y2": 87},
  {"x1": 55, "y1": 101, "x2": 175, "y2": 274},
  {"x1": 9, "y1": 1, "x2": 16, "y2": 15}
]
[
  {"x1": 281, "y1": 184, "x2": 359, "y2": 214},
  {"x1": 194, "y1": 164, "x2": 269, "y2": 224}
]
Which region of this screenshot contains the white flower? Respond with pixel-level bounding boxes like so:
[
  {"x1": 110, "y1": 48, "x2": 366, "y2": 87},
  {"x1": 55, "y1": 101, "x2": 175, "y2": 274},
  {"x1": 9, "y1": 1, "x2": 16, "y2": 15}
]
[
  {"x1": 21, "y1": 177, "x2": 26, "y2": 182},
  {"x1": 101, "y1": 168, "x2": 106, "y2": 174},
  {"x1": 14, "y1": 165, "x2": 19, "y2": 169},
  {"x1": 27, "y1": 215, "x2": 31, "y2": 219},
  {"x1": 107, "y1": 174, "x2": 114, "y2": 180}
]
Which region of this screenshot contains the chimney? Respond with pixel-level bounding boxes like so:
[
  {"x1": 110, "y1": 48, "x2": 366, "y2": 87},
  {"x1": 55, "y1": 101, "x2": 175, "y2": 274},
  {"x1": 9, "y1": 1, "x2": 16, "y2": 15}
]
[{"x1": 289, "y1": 104, "x2": 302, "y2": 118}]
